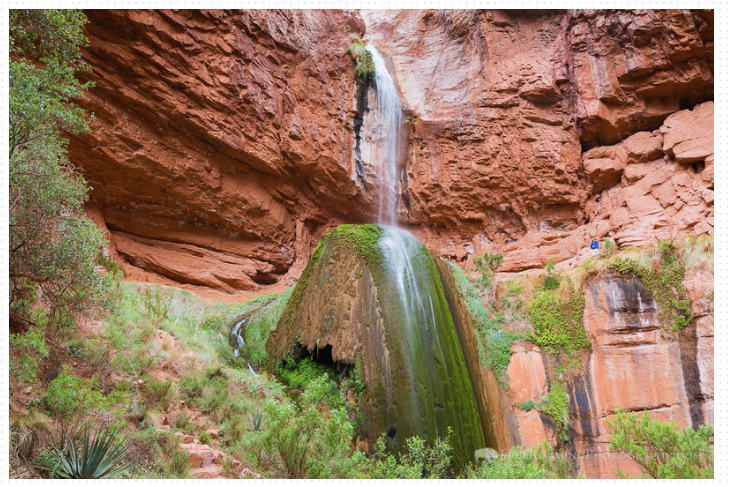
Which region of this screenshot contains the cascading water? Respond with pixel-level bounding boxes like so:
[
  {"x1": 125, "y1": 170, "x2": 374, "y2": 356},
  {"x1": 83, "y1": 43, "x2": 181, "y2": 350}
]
[
  {"x1": 366, "y1": 45, "x2": 402, "y2": 225},
  {"x1": 268, "y1": 44, "x2": 487, "y2": 464},
  {"x1": 367, "y1": 45, "x2": 471, "y2": 443}
]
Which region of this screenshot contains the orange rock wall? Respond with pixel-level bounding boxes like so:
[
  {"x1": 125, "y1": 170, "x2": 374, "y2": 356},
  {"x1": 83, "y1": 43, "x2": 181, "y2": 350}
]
[
  {"x1": 491, "y1": 272, "x2": 714, "y2": 478},
  {"x1": 70, "y1": 9, "x2": 713, "y2": 291}
]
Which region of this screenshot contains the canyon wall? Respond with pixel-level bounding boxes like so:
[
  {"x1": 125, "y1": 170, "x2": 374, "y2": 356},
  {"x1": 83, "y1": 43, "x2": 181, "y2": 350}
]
[
  {"x1": 71, "y1": 8, "x2": 713, "y2": 290},
  {"x1": 490, "y1": 269, "x2": 714, "y2": 478}
]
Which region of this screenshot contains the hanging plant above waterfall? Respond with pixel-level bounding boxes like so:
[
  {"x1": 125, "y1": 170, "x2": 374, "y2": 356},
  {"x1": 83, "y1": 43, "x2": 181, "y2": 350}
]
[{"x1": 346, "y1": 34, "x2": 376, "y2": 85}]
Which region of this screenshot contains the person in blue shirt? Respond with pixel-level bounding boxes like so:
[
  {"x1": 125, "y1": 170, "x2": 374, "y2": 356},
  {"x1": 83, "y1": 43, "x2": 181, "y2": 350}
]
[{"x1": 591, "y1": 240, "x2": 599, "y2": 256}]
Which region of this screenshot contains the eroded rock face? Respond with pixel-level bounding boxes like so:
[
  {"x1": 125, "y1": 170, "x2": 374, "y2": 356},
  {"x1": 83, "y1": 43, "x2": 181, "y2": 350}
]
[
  {"x1": 72, "y1": 9, "x2": 369, "y2": 291},
  {"x1": 491, "y1": 273, "x2": 714, "y2": 478},
  {"x1": 71, "y1": 9, "x2": 713, "y2": 289},
  {"x1": 362, "y1": 9, "x2": 713, "y2": 274}
]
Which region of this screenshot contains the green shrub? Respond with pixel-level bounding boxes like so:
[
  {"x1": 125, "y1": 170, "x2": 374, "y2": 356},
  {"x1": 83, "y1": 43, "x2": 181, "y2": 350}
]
[
  {"x1": 196, "y1": 432, "x2": 212, "y2": 445},
  {"x1": 608, "y1": 410, "x2": 713, "y2": 479},
  {"x1": 369, "y1": 430, "x2": 453, "y2": 479},
  {"x1": 277, "y1": 357, "x2": 345, "y2": 410},
  {"x1": 44, "y1": 370, "x2": 87, "y2": 418},
  {"x1": 143, "y1": 379, "x2": 175, "y2": 410},
  {"x1": 473, "y1": 252, "x2": 503, "y2": 290},
  {"x1": 252, "y1": 376, "x2": 363, "y2": 478},
  {"x1": 10, "y1": 328, "x2": 50, "y2": 383},
  {"x1": 610, "y1": 241, "x2": 692, "y2": 331},
  {"x1": 541, "y1": 383, "x2": 570, "y2": 442},
  {"x1": 464, "y1": 441, "x2": 574, "y2": 479},
  {"x1": 527, "y1": 288, "x2": 590, "y2": 353}
]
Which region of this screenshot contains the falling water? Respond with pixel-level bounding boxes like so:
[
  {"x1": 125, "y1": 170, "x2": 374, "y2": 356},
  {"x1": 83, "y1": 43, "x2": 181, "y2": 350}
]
[
  {"x1": 366, "y1": 45, "x2": 402, "y2": 225},
  {"x1": 366, "y1": 45, "x2": 456, "y2": 436}
]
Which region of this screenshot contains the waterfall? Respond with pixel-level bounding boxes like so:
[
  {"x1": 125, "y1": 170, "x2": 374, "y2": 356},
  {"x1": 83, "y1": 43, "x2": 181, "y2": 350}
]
[
  {"x1": 367, "y1": 45, "x2": 458, "y2": 438},
  {"x1": 366, "y1": 45, "x2": 402, "y2": 226}
]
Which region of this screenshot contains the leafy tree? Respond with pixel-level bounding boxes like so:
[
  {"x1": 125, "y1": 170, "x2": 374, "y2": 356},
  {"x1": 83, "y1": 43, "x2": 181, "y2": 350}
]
[
  {"x1": 608, "y1": 410, "x2": 713, "y2": 479},
  {"x1": 9, "y1": 9, "x2": 112, "y2": 325},
  {"x1": 252, "y1": 375, "x2": 363, "y2": 478}
]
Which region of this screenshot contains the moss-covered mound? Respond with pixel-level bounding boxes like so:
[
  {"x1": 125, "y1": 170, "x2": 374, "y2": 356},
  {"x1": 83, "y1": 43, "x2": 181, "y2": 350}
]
[{"x1": 266, "y1": 224, "x2": 485, "y2": 466}]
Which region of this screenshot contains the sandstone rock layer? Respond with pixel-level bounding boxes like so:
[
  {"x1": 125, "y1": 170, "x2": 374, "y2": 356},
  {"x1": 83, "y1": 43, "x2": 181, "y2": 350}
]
[{"x1": 71, "y1": 9, "x2": 713, "y2": 289}]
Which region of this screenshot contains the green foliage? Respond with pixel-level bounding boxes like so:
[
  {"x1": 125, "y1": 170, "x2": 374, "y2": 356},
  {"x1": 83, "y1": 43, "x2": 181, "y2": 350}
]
[
  {"x1": 601, "y1": 238, "x2": 617, "y2": 258},
  {"x1": 541, "y1": 383, "x2": 570, "y2": 442},
  {"x1": 142, "y1": 379, "x2": 175, "y2": 410},
  {"x1": 369, "y1": 431, "x2": 453, "y2": 479},
  {"x1": 10, "y1": 328, "x2": 50, "y2": 383},
  {"x1": 448, "y1": 261, "x2": 521, "y2": 389},
  {"x1": 542, "y1": 257, "x2": 560, "y2": 290},
  {"x1": 608, "y1": 410, "x2": 713, "y2": 479},
  {"x1": 236, "y1": 289, "x2": 293, "y2": 368},
  {"x1": 143, "y1": 286, "x2": 171, "y2": 324},
  {"x1": 518, "y1": 400, "x2": 537, "y2": 412},
  {"x1": 473, "y1": 252, "x2": 503, "y2": 290},
  {"x1": 43, "y1": 370, "x2": 87, "y2": 417},
  {"x1": 464, "y1": 441, "x2": 574, "y2": 479},
  {"x1": 527, "y1": 287, "x2": 590, "y2": 353},
  {"x1": 196, "y1": 432, "x2": 212, "y2": 445},
  {"x1": 49, "y1": 427, "x2": 131, "y2": 479},
  {"x1": 9, "y1": 10, "x2": 112, "y2": 326},
  {"x1": 277, "y1": 357, "x2": 346, "y2": 410},
  {"x1": 610, "y1": 241, "x2": 692, "y2": 331},
  {"x1": 252, "y1": 376, "x2": 364, "y2": 478},
  {"x1": 346, "y1": 38, "x2": 376, "y2": 84},
  {"x1": 31, "y1": 448, "x2": 64, "y2": 477}
]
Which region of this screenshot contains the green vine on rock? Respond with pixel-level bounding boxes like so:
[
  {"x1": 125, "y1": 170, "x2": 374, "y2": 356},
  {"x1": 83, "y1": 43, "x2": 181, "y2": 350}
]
[{"x1": 610, "y1": 240, "x2": 692, "y2": 332}]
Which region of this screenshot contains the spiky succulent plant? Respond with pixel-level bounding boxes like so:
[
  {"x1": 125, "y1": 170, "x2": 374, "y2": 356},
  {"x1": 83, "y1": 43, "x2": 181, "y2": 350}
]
[{"x1": 54, "y1": 427, "x2": 131, "y2": 479}]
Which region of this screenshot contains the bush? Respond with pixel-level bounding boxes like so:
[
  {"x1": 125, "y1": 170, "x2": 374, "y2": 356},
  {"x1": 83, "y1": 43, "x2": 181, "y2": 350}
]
[
  {"x1": 10, "y1": 11, "x2": 113, "y2": 327},
  {"x1": 608, "y1": 410, "x2": 713, "y2": 479},
  {"x1": 464, "y1": 441, "x2": 574, "y2": 479},
  {"x1": 610, "y1": 241, "x2": 692, "y2": 331},
  {"x1": 142, "y1": 379, "x2": 175, "y2": 410},
  {"x1": 11, "y1": 328, "x2": 51, "y2": 383},
  {"x1": 196, "y1": 432, "x2": 212, "y2": 445},
  {"x1": 252, "y1": 376, "x2": 363, "y2": 478},
  {"x1": 527, "y1": 288, "x2": 590, "y2": 353},
  {"x1": 369, "y1": 431, "x2": 453, "y2": 479}
]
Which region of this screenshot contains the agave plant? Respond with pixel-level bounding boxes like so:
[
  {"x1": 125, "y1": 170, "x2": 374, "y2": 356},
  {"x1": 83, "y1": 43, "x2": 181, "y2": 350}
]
[{"x1": 54, "y1": 427, "x2": 131, "y2": 479}]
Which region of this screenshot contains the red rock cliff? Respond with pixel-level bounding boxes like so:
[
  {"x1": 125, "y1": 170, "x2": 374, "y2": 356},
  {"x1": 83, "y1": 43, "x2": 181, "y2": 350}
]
[{"x1": 69, "y1": 9, "x2": 712, "y2": 290}]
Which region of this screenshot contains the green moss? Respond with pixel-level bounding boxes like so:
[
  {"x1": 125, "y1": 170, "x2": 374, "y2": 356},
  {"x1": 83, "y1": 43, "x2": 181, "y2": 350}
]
[
  {"x1": 610, "y1": 241, "x2": 692, "y2": 331},
  {"x1": 447, "y1": 262, "x2": 521, "y2": 390},
  {"x1": 346, "y1": 40, "x2": 376, "y2": 85},
  {"x1": 270, "y1": 225, "x2": 484, "y2": 468}
]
